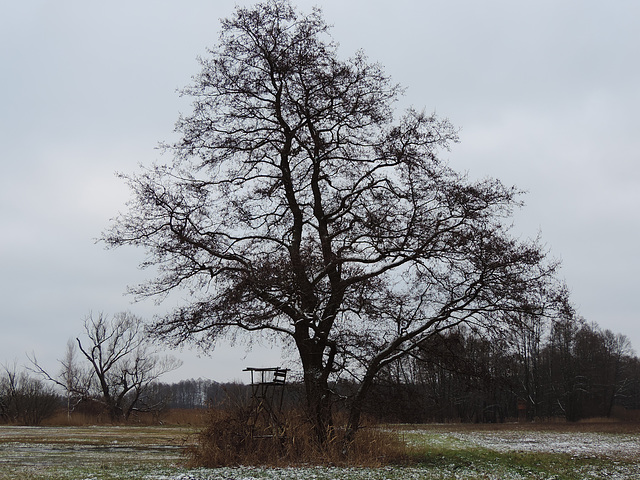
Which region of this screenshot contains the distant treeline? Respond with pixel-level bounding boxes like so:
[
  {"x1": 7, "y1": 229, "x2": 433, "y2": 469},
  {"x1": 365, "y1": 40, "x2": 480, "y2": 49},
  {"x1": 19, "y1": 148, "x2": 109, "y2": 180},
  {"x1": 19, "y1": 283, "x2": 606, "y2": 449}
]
[
  {"x1": 4, "y1": 318, "x2": 640, "y2": 425},
  {"x1": 363, "y1": 318, "x2": 640, "y2": 423},
  {"x1": 149, "y1": 318, "x2": 640, "y2": 424}
]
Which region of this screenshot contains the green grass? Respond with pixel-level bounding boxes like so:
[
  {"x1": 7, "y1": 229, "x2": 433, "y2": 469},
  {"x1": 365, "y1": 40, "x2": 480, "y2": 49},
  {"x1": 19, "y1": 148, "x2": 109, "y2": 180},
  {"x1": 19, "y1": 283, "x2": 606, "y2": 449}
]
[
  {"x1": 400, "y1": 427, "x2": 639, "y2": 480},
  {"x1": 1, "y1": 424, "x2": 639, "y2": 479},
  {"x1": 406, "y1": 432, "x2": 583, "y2": 479}
]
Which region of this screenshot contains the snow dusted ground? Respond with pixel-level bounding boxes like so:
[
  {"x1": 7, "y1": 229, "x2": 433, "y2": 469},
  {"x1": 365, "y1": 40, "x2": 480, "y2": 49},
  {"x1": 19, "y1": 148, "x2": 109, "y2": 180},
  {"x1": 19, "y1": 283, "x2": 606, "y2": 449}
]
[
  {"x1": 143, "y1": 429, "x2": 640, "y2": 480},
  {"x1": 3, "y1": 425, "x2": 640, "y2": 479},
  {"x1": 449, "y1": 429, "x2": 640, "y2": 460}
]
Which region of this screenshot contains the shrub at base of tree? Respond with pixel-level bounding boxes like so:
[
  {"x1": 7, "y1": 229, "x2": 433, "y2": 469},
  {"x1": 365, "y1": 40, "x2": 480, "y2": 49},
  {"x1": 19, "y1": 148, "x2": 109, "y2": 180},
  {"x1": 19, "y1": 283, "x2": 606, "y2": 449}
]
[{"x1": 188, "y1": 406, "x2": 408, "y2": 467}]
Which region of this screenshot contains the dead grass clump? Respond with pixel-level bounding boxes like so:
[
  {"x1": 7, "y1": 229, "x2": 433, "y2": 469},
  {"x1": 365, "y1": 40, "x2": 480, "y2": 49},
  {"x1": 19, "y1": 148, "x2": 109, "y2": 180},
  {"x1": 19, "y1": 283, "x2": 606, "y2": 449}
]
[
  {"x1": 187, "y1": 407, "x2": 407, "y2": 467},
  {"x1": 160, "y1": 408, "x2": 208, "y2": 426},
  {"x1": 41, "y1": 410, "x2": 111, "y2": 426},
  {"x1": 40, "y1": 408, "x2": 209, "y2": 427}
]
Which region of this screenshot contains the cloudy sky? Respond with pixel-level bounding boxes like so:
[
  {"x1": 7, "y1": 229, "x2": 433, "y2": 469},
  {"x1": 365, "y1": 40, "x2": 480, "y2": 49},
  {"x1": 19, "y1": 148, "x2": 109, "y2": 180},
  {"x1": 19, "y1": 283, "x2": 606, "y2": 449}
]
[{"x1": 2, "y1": 0, "x2": 639, "y2": 383}]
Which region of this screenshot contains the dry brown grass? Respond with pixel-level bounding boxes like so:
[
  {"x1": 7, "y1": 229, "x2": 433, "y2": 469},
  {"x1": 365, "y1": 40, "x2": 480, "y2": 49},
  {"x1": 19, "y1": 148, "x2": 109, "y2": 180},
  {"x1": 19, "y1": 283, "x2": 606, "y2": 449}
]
[
  {"x1": 403, "y1": 419, "x2": 640, "y2": 435},
  {"x1": 153, "y1": 408, "x2": 209, "y2": 426},
  {"x1": 40, "y1": 408, "x2": 209, "y2": 427},
  {"x1": 187, "y1": 407, "x2": 408, "y2": 467},
  {"x1": 41, "y1": 411, "x2": 111, "y2": 426}
]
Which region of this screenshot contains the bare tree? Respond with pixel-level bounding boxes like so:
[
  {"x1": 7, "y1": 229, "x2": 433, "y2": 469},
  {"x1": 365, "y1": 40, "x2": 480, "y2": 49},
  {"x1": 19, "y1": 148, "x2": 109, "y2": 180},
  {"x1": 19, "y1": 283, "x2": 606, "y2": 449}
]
[
  {"x1": 601, "y1": 330, "x2": 634, "y2": 416},
  {"x1": 32, "y1": 312, "x2": 182, "y2": 422},
  {"x1": 103, "y1": 0, "x2": 567, "y2": 441},
  {"x1": 56, "y1": 339, "x2": 91, "y2": 419},
  {"x1": 1, "y1": 363, "x2": 59, "y2": 425},
  {"x1": 510, "y1": 312, "x2": 547, "y2": 419}
]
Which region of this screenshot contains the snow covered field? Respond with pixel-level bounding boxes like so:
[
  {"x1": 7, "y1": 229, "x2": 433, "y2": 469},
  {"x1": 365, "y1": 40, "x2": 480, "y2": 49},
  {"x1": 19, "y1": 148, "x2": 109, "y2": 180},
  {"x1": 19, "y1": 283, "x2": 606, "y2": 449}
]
[
  {"x1": 2, "y1": 425, "x2": 640, "y2": 479},
  {"x1": 451, "y1": 429, "x2": 640, "y2": 460}
]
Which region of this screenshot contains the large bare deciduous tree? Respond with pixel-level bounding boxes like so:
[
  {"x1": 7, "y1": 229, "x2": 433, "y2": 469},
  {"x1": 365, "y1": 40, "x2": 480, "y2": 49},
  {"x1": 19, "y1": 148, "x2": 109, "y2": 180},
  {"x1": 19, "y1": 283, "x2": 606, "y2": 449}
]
[{"x1": 103, "y1": 0, "x2": 567, "y2": 441}]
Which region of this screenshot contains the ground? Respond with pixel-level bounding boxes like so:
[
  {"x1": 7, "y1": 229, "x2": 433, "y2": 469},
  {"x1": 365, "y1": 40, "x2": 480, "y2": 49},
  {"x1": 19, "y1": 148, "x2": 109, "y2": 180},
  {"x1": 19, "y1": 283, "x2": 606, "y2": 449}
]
[{"x1": 1, "y1": 422, "x2": 640, "y2": 479}]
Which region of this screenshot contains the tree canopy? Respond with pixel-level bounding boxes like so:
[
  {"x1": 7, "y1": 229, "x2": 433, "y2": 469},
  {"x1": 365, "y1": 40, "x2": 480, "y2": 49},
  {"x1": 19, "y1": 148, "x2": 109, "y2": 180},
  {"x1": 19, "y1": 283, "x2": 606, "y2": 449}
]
[{"x1": 103, "y1": 0, "x2": 568, "y2": 441}]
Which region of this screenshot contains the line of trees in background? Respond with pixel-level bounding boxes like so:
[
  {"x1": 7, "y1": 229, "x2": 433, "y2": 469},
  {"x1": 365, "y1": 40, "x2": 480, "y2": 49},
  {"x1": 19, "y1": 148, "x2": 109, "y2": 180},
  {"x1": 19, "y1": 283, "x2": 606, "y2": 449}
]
[
  {"x1": 4, "y1": 316, "x2": 640, "y2": 426},
  {"x1": 365, "y1": 317, "x2": 639, "y2": 423},
  {"x1": 150, "y1": 317, "x2": 640, "y2": 424}
]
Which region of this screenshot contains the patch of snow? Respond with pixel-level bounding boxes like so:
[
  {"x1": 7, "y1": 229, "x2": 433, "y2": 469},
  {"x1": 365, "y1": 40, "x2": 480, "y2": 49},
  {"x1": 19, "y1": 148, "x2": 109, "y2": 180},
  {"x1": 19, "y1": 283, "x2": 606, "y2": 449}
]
[{"x1": 450, "y1": 430, "x2": 640, "y2": 460}]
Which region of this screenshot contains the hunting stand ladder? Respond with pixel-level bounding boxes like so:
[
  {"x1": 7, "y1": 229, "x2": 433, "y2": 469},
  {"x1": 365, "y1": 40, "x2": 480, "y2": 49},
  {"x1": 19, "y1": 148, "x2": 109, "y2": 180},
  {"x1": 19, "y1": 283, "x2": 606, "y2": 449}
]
[{"x1": 243, "y1": 367, "x2": 289, "y2": 439}]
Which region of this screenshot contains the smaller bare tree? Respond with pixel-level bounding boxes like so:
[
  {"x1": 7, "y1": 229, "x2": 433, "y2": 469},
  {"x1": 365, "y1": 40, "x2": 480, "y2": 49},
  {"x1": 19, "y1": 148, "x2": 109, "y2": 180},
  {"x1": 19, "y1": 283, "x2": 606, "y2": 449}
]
[
  {"x1": 55, "y1": 339, "x2": 92, "y2": 419},
  {"x1": 1, "y1": 363, "x2": 59, "y2": 425},
  {"x1": 32, "y1": 312, "x2": 182, "y2": 422}
]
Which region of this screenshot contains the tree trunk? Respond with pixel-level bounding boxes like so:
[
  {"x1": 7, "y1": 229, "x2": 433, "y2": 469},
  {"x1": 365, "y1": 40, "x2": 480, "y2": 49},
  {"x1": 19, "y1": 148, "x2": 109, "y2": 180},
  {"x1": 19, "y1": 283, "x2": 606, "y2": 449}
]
[
  {"x1": 345, "y1": 367, "x2": 378, "y2": 444},
  {"x1": 107, "y1": 403, "x2": 123, "y2": 423},
  {"x1": 304, "y1": 368, "x2": 333, "y2": 444},
  {"x1": 297, "y1": 336, "x2": 334, "y2": 445}
]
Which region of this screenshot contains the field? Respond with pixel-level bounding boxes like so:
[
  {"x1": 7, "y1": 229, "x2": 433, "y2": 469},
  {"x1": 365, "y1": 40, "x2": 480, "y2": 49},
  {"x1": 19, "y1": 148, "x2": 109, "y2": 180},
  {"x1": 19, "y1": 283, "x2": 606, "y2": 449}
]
[{"x1": 2, "y1": 423, "x2": 640, "y2": 479}]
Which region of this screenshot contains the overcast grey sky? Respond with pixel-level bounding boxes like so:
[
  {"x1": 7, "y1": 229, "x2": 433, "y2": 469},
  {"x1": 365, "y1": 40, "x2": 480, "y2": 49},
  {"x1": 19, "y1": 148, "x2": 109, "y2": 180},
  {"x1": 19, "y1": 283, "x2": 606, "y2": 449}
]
[{"x1": 2, "y1": 0, "x2": 639, "y2": 383}]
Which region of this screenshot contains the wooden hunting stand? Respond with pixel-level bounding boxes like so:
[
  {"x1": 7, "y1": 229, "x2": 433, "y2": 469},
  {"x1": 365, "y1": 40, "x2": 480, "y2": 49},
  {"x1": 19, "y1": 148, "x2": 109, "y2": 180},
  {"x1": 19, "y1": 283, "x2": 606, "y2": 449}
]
[{"x1": 244, "y1": 367, "x2": 289, "y2": 439}]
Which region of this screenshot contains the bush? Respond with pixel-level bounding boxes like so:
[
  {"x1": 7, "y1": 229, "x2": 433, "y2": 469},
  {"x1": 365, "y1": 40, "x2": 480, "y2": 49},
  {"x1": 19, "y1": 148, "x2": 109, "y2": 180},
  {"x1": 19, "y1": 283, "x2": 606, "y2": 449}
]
[
  {"x1": 188, "y1": 405, "x2": 408, "y2": 467},
  {"x1": 0, "y1": 368, "x2": 60, "y2": 425}
]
